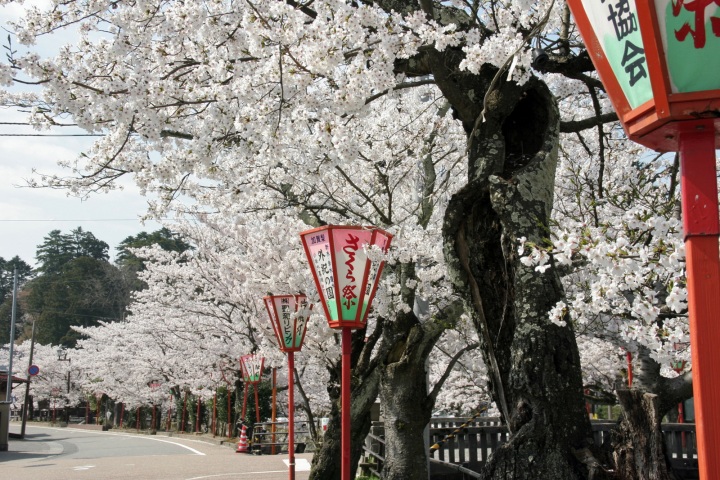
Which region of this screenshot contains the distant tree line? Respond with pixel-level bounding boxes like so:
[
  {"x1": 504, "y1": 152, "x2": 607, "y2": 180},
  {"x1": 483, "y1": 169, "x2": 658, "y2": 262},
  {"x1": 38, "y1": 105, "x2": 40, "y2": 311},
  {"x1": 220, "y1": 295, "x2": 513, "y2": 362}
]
[{"x1": 0, "y1": 227, "x2": 191, "y2": 346}]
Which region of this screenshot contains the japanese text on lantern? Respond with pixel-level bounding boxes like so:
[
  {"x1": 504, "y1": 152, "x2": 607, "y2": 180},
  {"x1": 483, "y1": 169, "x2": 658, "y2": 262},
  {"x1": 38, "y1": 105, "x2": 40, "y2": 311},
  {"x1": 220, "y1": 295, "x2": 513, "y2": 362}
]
[
  {"x1": 296, "y1": 299, "x2": 308, "y2": 332},
  {"x1": 281, "y1": 297, "x2": 293, "y2": 346},
  {"x1": 672, "y1": 0, "x2": 720, "y2": 48},
  {"x1": 342, "y1": 234, "x2": 360, "y2": 310},
  {"x1": 603, "y1": 0, "x2": 648, "y2": 87},
  {"x1": 311, "y1": 241, "x2": 335, "y2": 301}
]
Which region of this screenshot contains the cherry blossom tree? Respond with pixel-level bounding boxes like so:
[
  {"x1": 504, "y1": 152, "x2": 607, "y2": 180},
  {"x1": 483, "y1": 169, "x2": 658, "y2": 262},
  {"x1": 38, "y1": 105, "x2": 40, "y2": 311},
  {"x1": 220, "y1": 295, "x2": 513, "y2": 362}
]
[
  {"x1": 0, "y1": 0, "x2": 637, "y2": 477},
  {"x1": 520, "y1": 115, "x2": 694, "y2": 478}
]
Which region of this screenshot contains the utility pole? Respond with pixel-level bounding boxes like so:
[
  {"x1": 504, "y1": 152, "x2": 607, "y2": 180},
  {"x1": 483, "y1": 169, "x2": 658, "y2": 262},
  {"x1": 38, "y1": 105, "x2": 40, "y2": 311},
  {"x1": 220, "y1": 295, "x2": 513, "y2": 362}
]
[
  {"x1": 1, "y1": 269, "x2": 19, "y2": 451},
  {"x1": 20, "y1": 319, "x2": 37, "y2": 438}
]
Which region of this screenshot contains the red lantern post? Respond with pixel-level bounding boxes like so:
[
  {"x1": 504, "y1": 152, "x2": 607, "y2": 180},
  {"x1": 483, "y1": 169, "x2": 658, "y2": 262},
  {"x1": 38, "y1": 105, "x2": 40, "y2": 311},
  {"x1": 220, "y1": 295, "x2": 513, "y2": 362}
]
[
  {"x1": 264, "y1": 294, "x2": 313, "y2": 480},
  {"x1": 565, "y1": 0, "x2": 720, "y2": 476},
  {"x1": 300, "y1": 225, "x2": 393, "y2": 480},
  {"x1": 672, "y1": 358, "x2": 688, "y2": 447},
  {"x1": 219, "y1": 363, "x2": 236, "y2": 438},
  {"x1": 240, "y1": 354, "x2": 264, "y2": 424}
]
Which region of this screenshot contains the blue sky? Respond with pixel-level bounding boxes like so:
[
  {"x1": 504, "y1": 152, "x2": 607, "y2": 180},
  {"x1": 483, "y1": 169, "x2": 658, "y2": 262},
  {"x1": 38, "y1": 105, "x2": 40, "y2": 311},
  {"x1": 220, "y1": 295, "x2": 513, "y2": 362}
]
[{"x1": 1, "y1": 2, "x2": 161, "y2": 267}]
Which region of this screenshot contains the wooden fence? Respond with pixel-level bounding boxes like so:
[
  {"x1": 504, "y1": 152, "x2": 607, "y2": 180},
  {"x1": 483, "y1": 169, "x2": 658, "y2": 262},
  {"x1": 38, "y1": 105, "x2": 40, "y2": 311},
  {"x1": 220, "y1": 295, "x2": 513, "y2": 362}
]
[{"x1": 361, "y1": 418, "x2": 699, "y2": 479}]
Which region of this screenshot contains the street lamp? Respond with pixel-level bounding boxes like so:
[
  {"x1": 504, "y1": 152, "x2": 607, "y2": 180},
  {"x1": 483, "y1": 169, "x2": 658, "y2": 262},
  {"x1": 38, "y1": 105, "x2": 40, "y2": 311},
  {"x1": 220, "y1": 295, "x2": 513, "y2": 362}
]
[
  {"x1": 239, "y1": 354, "x2": 264, "y2": 424},
  {"x1": 564, "y1": 1, "x2": 720, "y2": 477},
  {"x1": 299, "y1": 225, "x2": 393, "y2": 480},
  {"x1": 264, "y1": 294, "x2": 313, "y2": 480}
]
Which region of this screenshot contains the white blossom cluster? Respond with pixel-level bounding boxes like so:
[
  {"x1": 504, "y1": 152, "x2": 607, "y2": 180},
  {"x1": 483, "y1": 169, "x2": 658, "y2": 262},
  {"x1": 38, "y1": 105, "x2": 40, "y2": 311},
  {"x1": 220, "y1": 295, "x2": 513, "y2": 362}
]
[{"x1": 520, "y1": 126, "x2": 691, "y2": 372}]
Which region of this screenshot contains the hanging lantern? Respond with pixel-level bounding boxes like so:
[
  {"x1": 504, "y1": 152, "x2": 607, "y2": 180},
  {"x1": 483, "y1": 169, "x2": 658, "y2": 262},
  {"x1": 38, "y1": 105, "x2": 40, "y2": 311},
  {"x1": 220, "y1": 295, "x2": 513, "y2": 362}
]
[
  {"x1": 264, "y1": 294, "x2": 313, "y2": 353},
  {"x1": 299, "y1": 225, "x2": 393, "y2": 330},
  {"x1": 566, "y1": 0, "x2": 720, "y2": 152},
  {"x1": 240, "y1": 354, "x2": 264, "y2": 384}
]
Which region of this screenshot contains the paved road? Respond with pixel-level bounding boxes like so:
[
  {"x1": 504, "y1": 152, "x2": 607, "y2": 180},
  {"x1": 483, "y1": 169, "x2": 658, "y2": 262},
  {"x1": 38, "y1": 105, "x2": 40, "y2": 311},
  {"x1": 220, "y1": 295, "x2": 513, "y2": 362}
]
[{"x1": 3, "y1": 424, "x2": 312, "y2": 480}]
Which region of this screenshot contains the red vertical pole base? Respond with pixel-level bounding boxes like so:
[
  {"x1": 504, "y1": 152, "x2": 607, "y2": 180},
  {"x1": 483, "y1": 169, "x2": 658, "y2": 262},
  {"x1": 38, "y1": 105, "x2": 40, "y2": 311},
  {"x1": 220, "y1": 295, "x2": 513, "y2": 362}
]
[
  {"x1": 241, "y1": 384, "x2": 249, "y2": 422},
  {"x1": 684, "y1": 235, "x2": 720, "y2": 480},
  {"x1": 680, "y1": 125, "x2": 720, "y2": 480},
  {"x1": 341, "y1": 327, "x2": 352, "y2": 480},
  {"x1": 288, "y1": 352, "x2": 295, "y2": 480}
]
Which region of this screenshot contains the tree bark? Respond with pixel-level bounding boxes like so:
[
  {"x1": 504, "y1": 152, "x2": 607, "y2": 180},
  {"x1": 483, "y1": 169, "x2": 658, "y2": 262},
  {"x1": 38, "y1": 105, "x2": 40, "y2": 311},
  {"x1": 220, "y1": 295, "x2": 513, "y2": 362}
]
[
  {"x1": 442, "y1": 76, "x2": 609, "y2": 480},
  {"x1": 378, "y1": 312, "x2": 446, "y2": 480},
  {"x1": 309, "y1": 331, "x2": 381, "y2": 480},
  {"x1": 612, "y1": 346, "x2": 693, "y2": 480},
  {"x1": 614, "y1": 390, "x2": 678, "y2": 480}
]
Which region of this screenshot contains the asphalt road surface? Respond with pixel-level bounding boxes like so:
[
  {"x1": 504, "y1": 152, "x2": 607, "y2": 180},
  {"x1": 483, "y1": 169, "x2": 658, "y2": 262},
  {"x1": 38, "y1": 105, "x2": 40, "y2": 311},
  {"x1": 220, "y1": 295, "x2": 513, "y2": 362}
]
[{"x1": 3, "y1": 424, "x2": 312, "y2": 480}]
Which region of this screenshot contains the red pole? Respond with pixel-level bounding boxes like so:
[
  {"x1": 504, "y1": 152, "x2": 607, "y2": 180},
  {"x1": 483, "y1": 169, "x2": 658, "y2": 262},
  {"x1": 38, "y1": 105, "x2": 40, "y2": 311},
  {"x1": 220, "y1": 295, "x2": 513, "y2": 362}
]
[
  {"x1": 254, "y1": 383, "x2": 261, "y2": 424},
  {"x1": 679, "y1": 123, "x2": 720, "y2": 480},
  {"x1": 288, "y1": 352, "x2": 296, "y2": 480},
  {"x1": 213, "y1": 391, "x2": 217, "y2": 437},
  {"x1": 272, "y1": 368, "x2": 277, "y2": 455},
  {"x1": 341, "y1": 327, "x2": 352, "y2": 480},
  {"x1": 85, "y1": 401, "x2": 89, "y2": 424},
  {"x1": 119, "y1": 403, "x2": 124, "y2": 428},
  {"x1": 167, "y1": 395, "x2": 172, "y2": 431},
  {"x1": 679, "y1": 401, "x2": 687, "y2": 449},
  {"x1": 626, "y1": 351, "x2": 633, "y2": 387},
  {"x1": 96, "y1": 398, "x2": 101, "y2": 425},
  {"x1": 181, "y1": 391, "x2": 187, "y2": 433},
  {"x1": 136, "y1": 407, "x2": 140, "y2": 430},
  {"x1": 242, "y1": 384, "x2": 249, "y2": 421}
]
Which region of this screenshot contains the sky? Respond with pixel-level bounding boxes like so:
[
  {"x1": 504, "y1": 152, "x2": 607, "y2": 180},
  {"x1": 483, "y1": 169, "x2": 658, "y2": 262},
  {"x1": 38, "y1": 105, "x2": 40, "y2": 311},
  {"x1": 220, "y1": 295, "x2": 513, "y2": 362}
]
[
  {"x1": 0, "y1": 121, "x2": 162, "y2": 267},
  {"x1": 1, "y1": 2, "x2": 161, "y2": 267}
]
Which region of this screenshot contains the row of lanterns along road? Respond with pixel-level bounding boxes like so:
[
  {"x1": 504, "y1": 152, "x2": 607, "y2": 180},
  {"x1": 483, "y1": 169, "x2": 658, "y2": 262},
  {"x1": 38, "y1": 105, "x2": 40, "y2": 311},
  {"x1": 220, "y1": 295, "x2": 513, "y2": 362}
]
[
  {"x1": 241, "y1": 225, "x2": 393, "y2": 480},
  {"x1": 563, "y1": 0, "x2": 720, "y2": 477}
]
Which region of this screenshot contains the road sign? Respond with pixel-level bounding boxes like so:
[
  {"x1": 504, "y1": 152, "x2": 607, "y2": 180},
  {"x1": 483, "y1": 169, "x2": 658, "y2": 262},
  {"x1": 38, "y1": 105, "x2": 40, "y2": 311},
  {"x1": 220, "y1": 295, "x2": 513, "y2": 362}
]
[{"x1": 28, "y1": 365, "x2": 40, "y2": 376}]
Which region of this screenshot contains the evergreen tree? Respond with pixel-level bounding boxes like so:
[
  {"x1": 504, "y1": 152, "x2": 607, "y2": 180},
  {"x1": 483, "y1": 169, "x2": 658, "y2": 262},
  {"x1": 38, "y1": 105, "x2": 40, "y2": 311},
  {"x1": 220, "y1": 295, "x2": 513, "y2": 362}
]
[
  {"x1": 116, "y1": 227, "x2": 192, "y2": 272},
  {"x1": 24, "y1": 228, "x2": 126, "y2": 347},
  {"x1": 36, "y1": 227, "x2": 109, "y2": 274},
  {"x1": 0, "y1": 256, "x2": 34, "y2": 342}
]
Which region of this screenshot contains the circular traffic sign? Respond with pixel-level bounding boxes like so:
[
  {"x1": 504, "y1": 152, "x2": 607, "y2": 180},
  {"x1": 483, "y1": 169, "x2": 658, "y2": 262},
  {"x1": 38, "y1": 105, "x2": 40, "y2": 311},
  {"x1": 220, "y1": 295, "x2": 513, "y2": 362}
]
[{"x1": 28, "y1": 365, "x2": 40, "y2": 376}]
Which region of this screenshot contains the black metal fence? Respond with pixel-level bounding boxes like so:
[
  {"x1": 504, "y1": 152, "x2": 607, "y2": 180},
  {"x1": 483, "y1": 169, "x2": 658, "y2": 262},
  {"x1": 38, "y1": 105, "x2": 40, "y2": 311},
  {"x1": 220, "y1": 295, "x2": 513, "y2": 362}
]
[{"x1": 361, "y1": 417, "x2": 699, "y2": 479}]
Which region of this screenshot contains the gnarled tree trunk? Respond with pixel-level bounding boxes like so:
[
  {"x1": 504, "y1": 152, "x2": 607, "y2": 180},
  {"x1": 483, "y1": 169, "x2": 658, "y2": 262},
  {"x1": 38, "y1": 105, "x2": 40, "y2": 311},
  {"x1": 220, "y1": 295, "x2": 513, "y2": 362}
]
[
  {"x1": 442, "y1": 75, "x2": 609, "y2": 479},
  {"x1": 613, "y1": 346, "x2": 693, "y2": 480},
  {"x1": 379, "y1": 312, "x2": 446, "y2": 480}
]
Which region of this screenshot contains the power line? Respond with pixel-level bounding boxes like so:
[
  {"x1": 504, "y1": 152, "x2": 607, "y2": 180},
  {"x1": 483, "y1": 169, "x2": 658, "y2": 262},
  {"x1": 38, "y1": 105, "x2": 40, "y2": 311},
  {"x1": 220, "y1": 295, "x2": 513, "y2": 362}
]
[
  {"x1": 0, "y1": 122, "x2": 77, "y2": 126},
  {"x1": 0, "y1": 133, "x2": 103, "y2": 137},
  {"x1": 0, "y1": 218, "x2": 171, "y2": 222}
]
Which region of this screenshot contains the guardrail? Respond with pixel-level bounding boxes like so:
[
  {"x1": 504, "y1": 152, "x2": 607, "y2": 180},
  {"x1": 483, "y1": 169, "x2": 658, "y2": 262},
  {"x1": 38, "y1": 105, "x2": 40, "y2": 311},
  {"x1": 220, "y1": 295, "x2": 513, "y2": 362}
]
[{"x1": 249, "y1": 420, "x2": 316, "y2": 454}]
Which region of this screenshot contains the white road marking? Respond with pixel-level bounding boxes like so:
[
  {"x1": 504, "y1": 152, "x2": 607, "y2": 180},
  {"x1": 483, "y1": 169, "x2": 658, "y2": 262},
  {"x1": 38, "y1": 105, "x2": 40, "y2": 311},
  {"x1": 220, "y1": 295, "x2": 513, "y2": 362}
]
[
  {"x1": 72, "y1": 465, "x2": 96, "y2": 471},
  {"x1": 284, "y1": 458, "x2": 311, "y2": 471}
]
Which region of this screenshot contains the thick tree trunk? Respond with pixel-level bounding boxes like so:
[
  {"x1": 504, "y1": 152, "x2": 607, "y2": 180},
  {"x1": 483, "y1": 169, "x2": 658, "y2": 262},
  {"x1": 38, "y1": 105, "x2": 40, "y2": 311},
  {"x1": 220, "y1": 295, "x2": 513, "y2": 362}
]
[
  {"x1": 614, "y1": 390, "x2": 678, "y2": 480},
  {"x1": 442, "y1": 78, "x2": 609, "y2": 480},
  {"x1": 379, "y1": 315, "x2": 445, "y2": 480},
  {"x1": 611, "y1": 347, "x2": 693, "y2": 480},
  {"x1": 309, "y1": 331, "x2": 381, "y2": 480}
]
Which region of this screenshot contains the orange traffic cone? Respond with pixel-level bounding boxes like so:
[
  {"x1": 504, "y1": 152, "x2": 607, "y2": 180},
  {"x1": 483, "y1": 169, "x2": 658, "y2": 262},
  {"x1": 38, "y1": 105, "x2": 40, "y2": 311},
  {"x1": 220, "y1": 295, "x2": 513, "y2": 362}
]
[{"x1": 236, "y1": 425, "x2": 249, "y2": 453}]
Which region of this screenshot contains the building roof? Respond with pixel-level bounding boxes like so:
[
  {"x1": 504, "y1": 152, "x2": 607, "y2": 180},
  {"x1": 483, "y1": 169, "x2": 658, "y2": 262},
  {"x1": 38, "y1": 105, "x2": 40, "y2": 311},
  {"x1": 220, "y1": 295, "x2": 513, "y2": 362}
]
[{"x1": 0, "y1": 373, "x2": 29, "y2": 385}]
